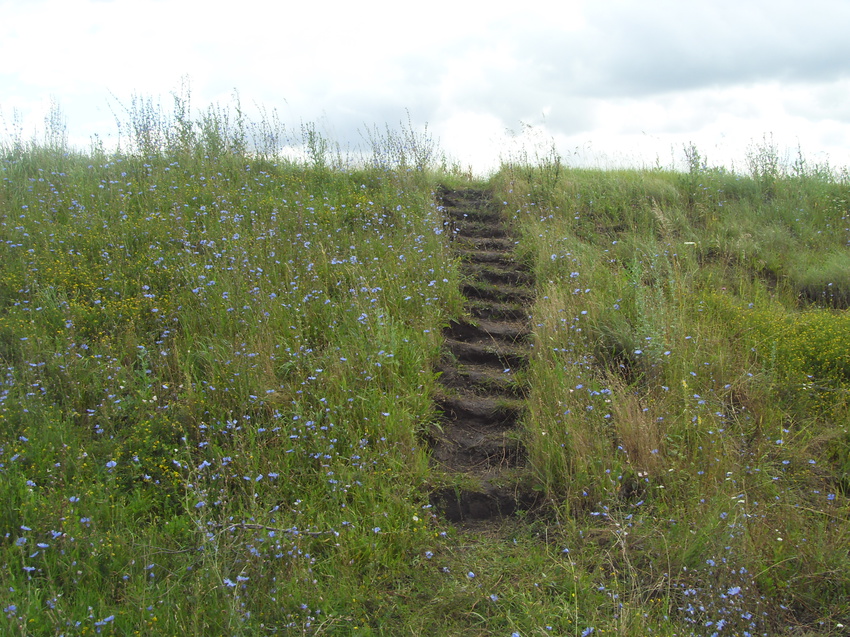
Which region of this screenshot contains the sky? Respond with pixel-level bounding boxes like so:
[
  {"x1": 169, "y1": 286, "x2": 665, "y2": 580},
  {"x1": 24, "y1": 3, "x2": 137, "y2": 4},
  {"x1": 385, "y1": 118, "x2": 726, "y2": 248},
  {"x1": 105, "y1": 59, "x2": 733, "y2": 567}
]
[{"x1": 2, "y1": 0, "x2": 849, "y2": 174}]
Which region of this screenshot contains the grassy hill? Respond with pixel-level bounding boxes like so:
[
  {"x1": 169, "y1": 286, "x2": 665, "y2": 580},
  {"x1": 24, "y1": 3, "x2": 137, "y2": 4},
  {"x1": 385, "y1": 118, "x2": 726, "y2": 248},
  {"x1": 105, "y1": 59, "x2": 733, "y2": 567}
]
[{"x1": 1, "y1": 109, "x2": 848, "y2": 635}]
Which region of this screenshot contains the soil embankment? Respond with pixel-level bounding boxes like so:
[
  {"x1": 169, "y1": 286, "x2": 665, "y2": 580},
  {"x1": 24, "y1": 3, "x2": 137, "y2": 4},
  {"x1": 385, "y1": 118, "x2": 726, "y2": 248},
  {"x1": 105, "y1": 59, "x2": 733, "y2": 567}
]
[{"x1": 429, "y1": 187, "x2": 539, "y2": 525}]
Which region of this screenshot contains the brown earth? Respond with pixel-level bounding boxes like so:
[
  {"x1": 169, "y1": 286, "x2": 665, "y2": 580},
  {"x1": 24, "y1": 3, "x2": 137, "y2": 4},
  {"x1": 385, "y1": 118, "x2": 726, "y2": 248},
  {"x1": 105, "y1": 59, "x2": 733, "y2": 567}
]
[{"x1": 428, "y1": 187, "x2": 540, "y2": 526}]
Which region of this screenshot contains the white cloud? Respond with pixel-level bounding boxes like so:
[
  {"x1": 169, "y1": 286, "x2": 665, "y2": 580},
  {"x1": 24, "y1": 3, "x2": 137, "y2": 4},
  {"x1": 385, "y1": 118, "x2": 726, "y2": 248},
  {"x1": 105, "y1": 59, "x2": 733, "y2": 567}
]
[{"x1": 1, "y1": 0, "x2": 848, "y2": 171}]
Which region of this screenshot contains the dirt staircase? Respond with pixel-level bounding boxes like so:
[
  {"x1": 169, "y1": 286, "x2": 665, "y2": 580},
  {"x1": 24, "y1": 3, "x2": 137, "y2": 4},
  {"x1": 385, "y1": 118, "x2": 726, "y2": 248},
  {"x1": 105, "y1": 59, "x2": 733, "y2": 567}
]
[{"x1": 429, "y1": 187, "x2": 539, "y2": 525}]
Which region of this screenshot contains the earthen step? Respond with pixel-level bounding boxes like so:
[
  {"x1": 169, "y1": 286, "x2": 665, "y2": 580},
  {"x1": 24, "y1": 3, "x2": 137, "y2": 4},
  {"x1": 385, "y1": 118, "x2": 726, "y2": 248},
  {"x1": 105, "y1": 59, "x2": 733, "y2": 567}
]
[
  {"x1": 435, "y1": 393, "x2": 524, "y2": 428},
  {"x1": 467, "y1": 300, "x2": 530, "y2": 321},
  {"x1": 461, "y1": 263, "x2": 533, "y2": 287},
  {"x1": 453, "y1": 222, "x2": 508, "y2": 239},
  {"x1": 456, "y1": 249, "x2": 521, "y2": 265},
  {"x1": 436, "y1": 362, "x2": 526, "y2": 398},
  {"x1": 461, "y1": 282, "x2": 534, "y2": 305},
  {"x1": 459, "y1": 237, "x2": 517, "y2": 251},
  {"x1": 430, "y1": 429, "x2": 525, "y2": 471},
  {"x1": 429, "y1": 484, "x2": 539, "y2": 523},
  {"x1": 444, "y1": 318, "x2": 530, "y2": 344},
  {"x1": 444, "y1": 339, "x2": 529, "y2": 369}
]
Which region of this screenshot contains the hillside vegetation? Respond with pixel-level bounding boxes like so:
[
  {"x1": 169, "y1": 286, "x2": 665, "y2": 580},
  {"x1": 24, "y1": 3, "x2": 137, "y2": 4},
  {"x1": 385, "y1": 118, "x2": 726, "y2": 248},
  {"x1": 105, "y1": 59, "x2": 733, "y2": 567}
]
[{"x1": 1, "y1": 106, "x2": 848, "y2": 635}]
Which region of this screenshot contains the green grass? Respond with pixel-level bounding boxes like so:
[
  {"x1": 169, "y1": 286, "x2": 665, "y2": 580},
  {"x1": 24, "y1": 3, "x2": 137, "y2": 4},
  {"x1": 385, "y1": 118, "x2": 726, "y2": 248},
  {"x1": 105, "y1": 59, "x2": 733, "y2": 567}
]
[
  {"x1": 1, "y1": 99, "x2": 849, "y2": 635},
  {"x1": 492, "y1": 154, "x2": 850, "y2": 635}
]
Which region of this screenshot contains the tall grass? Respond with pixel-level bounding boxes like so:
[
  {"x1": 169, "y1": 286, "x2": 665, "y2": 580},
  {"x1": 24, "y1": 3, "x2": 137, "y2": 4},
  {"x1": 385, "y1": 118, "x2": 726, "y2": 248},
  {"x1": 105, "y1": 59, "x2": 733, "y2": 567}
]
[
  {"x1": 2, "y1": 95, "x2": 849, "y2": 635},
  {"x1": 494, "y1": 143, "x2": 850, "y2": 634},
  {"x1": 0, "y1": 98, "x2": 475, "y2": 634}
]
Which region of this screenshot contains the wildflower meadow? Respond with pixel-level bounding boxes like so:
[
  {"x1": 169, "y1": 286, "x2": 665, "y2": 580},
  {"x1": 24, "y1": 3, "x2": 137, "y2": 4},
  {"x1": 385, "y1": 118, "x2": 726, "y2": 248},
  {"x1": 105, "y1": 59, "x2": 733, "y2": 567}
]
[{"x1": 1, "y1": 100, "x2": 848, "y2": 635}]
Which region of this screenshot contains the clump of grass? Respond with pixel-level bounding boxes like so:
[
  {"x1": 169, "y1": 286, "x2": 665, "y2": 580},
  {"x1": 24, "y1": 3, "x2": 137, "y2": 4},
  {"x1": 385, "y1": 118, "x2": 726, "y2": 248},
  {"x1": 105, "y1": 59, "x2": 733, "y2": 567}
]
[
  {"x1": 790, "y1": 250, "x2": 850, "y2": 308},
  {"x1": 494, "y1": 150, "x2": 850, "y2": 634}
]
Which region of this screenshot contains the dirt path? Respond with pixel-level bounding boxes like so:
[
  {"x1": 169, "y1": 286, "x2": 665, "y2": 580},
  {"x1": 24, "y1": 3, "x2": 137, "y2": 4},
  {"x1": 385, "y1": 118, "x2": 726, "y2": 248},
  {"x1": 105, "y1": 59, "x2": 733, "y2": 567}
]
[{"x1": 429, "y1": 187, "x2": 538, "y2": 526}]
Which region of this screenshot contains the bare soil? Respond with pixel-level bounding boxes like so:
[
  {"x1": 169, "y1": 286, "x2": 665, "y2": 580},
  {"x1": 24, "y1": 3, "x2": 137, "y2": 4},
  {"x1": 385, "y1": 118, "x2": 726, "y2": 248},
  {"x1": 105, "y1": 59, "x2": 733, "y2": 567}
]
[{"x1": 429, "y1": 187, "x2": 540, "y2": 525}]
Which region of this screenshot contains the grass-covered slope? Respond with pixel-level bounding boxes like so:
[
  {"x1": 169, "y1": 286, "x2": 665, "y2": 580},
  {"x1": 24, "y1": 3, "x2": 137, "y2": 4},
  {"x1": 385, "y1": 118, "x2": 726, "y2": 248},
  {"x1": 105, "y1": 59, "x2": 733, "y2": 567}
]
[
  {"x1": 494, "y1": 156, "x2": 850, "y2": 634},
  {"x1": 0, "y1": 138, "x2": 469, "y2": 633},
  {"x1": 1, "y1": 109, "x2": 849, "y2": 635}
]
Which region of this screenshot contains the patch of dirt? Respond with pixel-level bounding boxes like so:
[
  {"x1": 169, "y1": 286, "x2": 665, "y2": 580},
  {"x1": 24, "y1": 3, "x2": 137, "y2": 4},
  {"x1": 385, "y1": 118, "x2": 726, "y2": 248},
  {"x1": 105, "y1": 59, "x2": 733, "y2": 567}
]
[{"x1": 429, "y1": 187, "x2": 540, "y2": 526}]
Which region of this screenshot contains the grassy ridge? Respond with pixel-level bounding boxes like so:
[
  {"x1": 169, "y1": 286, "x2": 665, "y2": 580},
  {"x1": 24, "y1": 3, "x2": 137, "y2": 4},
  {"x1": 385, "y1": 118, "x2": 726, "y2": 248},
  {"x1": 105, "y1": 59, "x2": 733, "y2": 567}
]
[
  {"x1": 0, "y1": 130, "x2": 469, "y2": 633},
  {"x1": 1, "y1": 104, "x2": 849, "y2": 635},
  {"x1": 494, "y1": 155, "x2": 850, "y2": 634}
]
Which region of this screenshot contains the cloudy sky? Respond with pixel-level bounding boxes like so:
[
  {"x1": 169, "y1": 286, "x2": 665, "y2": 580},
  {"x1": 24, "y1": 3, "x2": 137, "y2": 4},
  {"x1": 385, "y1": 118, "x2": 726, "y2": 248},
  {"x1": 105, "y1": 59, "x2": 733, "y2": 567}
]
[{"x1": 2, "y1": 0, "x2": 849, "y2": 173}]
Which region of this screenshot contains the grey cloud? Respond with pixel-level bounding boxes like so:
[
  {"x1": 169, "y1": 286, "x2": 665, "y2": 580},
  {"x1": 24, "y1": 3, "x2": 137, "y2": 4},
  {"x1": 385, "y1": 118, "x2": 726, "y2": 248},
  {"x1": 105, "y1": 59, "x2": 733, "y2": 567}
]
[
  {"x1": 784, "y1": 89, "x2": 850, "y2": 127},
  {"x1": 100, "y1": 0, "x2": 850, "y2": 159},
  {"x1": 526, "y1": 0, "x2": 850, "y2": 98}
]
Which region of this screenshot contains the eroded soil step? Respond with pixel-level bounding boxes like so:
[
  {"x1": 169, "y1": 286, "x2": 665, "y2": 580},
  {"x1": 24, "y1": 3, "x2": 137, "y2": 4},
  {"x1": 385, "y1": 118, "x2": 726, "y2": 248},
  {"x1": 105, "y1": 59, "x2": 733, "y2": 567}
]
[
  {"x1": 453, "y1": 221, "x2": 509, "y2": 238},
  {"x1": 457, "y1": 249, "x2": 525, "y2": 266},
  {"x1": 461, "y1": 263, "x2": 534, "y2": 287},
  {"x1": 462, "y1": 282, "x2": 534, "y2": 305},
  {"x1": 467, "y1": 300, "x2": 530, "y2": 322},
  {"x1": 430, "y1": 484, "x2": 540, "y2": 523},
  {"x1": 430, "y1": 428, "x2": 525, "y2": 472},
  {"x1": 445, "y1": 339, "x2": 529, "y2": 370},
  {"x1": 435, "y1": 186, "x2": 489, "y2": 206},
  {"x1": 445, "y1": 318, "x2": 531, "y2": 343},
  {"x1": 463, "y1": 237, "x2": 518, "y2": 251},
  {"x1": 435, "y1": 393, "x2": 524, "y2": 428},
  {"x1": 444, "y1": 204, "x2": 502, "y2": 221},
  {"x1": 436, "y1": 362, "x2": 526, "y2": 398}
]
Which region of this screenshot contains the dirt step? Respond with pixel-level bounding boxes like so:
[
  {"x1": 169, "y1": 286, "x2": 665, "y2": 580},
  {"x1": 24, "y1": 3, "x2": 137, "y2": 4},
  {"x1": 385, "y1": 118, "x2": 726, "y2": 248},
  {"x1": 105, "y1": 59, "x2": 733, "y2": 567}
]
[
  {"x1": 429, "y1": 484, "x2": 540, "y2": 523},
  {"x1": 436, "y1": 362, "x2": 526, "y2": 398},
  {"x1": 436, "y1": 186, "x2": 490, "y2": 207},
  {"x1": 444, "y1": 206, "x2": 502, "y2": 222},
  {"x1": 453, "y1": 221, "x2": 509, "y2": 239},
  {"x1": 430, "y1": 428, "x2": 525, "y2": 472},
  {"x1": 466, "y1": 300, "x2": 530, "y2": 322},
  {"x1": 461, "y1": 263, "x2": 534, "y2": 287},
  {"x1": 445, "y1": 339, "x2": 529, "y2": 370},
  {"x1": 457, "y1": 236, "x2": 517, "y2": 251},
  {"x1": 457, "y1": 249, "x2": 524, "y2": 266},
  {"x1": 462, "y1": 282, "x2": 534, "y2": 305},
  {"x1": 435, "y1": 393, "x2": 524, "y2": 428},
  {"x1": 445, "y1": 318, "x2": 531, "y2": 344}
]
